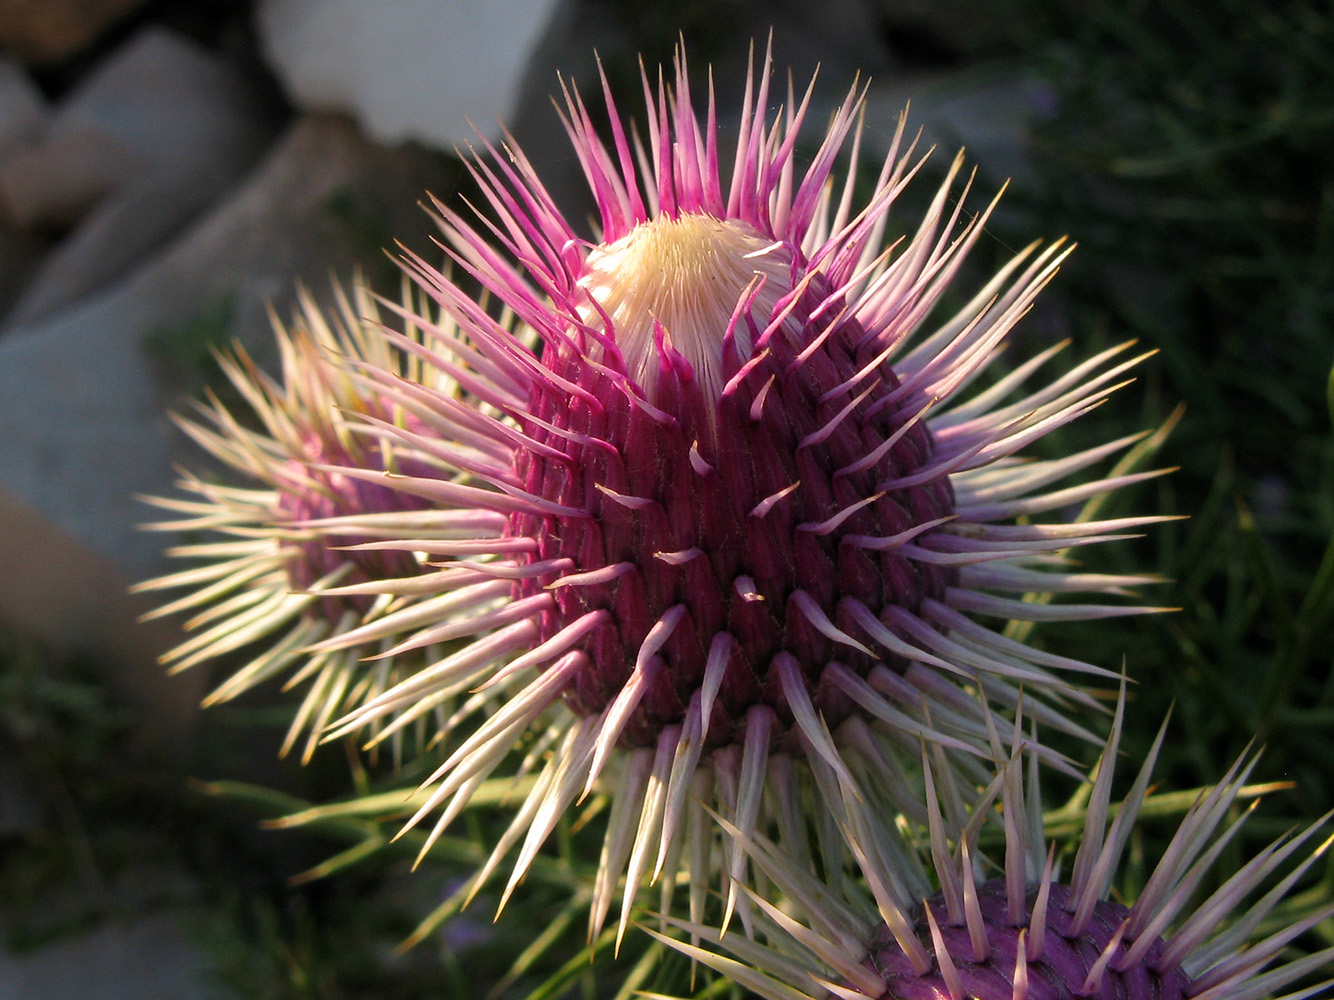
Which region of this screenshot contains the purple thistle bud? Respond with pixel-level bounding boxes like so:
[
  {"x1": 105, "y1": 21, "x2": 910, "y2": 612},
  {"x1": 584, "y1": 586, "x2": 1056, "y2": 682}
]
[
  {"x1": 275, "y1": 439, "x2": 429, "y2": 618},
  {"x1": 301, "y1": 42, "x2": 1176, "y2": 939},
  {"x1": 866, "y1": 882, "x2": 1193, "y2": 1000},
  {"x1": 135, "y1": 281, "x2": 449, "y2": 761},
  {"x1": 650, "y1": 691, "x2": 1334, "y2": 1000}
]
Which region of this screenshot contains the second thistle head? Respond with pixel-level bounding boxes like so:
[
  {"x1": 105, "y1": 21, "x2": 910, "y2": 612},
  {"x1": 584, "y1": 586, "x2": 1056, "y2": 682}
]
[
  {"x1": 654, "y1": 692, "x2": 1334, "y2": 1000},
  {"x1": 134, "y1": 281, "x2": 452, "y2": 761}
]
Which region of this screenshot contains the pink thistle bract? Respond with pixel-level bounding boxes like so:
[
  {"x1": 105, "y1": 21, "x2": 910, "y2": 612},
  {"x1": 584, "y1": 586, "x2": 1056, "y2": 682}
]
[
  {"x1": 309, "y1": 44, "x2": 1172, "y2": 937},
  {"x1": 134, "y1": 280, "x2": 452, "y2": 763}
]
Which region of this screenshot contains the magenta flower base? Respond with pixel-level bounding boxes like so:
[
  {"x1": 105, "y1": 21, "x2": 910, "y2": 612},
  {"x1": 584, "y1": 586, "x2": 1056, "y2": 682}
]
[{"x1": 513, "y1": 252, "x2": 957, "y2": 747}]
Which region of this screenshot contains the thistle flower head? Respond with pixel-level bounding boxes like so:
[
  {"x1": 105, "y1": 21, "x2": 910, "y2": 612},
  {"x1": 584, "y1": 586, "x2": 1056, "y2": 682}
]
[
  {"x1": 653, "y1": 693, "x2": 1334, "y2": 1000},
  {"x1": 305, "y1": 43, "x2": 1179, "y2": 936},
  {"x1": 134, "y1": 281, "x2": 450, "y2": 760},
  {"x1": 145, "y1": 42, "x2": 1171, "y2": 938}
]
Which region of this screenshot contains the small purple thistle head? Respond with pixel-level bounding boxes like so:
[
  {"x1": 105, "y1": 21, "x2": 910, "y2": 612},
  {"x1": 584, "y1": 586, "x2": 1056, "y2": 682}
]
[
  {"x1": 867, "y1": 882, "x2": 1191, "y2": 1000},
  {"x1": 192, "y1": 315, "x2": 436, "y2": 627},
  {"x1": 274, "y1": 427, "x2": 432, "y2": 622},
  {"x1": 135, "y1": 280, "x2": 455, "y2": 760},
  {"x1": 651, "y1": 693, "x2": 1334, "y2": 1000}
]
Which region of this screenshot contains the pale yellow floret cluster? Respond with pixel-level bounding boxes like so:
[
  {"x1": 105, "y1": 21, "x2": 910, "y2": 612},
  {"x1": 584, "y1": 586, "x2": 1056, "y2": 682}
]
[{"x1": 578, "y1": 213, "x2": 794, "y2": 408}]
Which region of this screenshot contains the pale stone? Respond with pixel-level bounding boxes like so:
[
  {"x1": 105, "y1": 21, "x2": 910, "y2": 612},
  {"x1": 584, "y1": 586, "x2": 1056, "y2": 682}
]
[
  {"x1": 0, "y1": 55, "x2": 47, "y2": 157},
  {"x1": 0, "y1": 911, "x2": 211, "y2": 1000},
  {"x1": 1, "y1": 27, "x2": 277, "y2": 323},
  {"x1": 256, "y1": 0, "x2": 563, "y2": 149}
]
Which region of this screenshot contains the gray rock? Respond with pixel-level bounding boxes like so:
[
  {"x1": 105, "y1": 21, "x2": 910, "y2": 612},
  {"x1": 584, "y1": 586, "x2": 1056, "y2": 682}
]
[
  {"x1": 0, "y1": 55, "x2": 46, "y2": 157},
  {"x1": 862, "y1": 66, "x2": 1056, "y2": 189},
  {"x1": 0, "y1": 911, "x2": 212, "y2": 1000},
  {"x1": 256, "y1": 0, "x2": 564, "y2": 149},
  {"x1": 1, "y1": 26, "x2": 280, "y2": 324},
  {"x1": 0, "y1": 114, "x2": 453, "y2": 738},
  {"x1": 0, "y1": 122, "x2": 136, "y2": 230},
  {"x1": 38, "y1": 26, "x2": 268, "y2": 178}
]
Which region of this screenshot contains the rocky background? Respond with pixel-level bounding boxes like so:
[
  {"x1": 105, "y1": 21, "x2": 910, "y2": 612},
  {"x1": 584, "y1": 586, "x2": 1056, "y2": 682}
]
[{"x1": 2, "y1": 0, "x2": 1330, "y2": 997}]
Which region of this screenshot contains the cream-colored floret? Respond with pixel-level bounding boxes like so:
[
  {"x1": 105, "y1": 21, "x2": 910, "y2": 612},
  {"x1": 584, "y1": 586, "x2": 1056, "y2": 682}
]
[{"x1": 578, "y1": 213, "x2": 794, "y2": 407}]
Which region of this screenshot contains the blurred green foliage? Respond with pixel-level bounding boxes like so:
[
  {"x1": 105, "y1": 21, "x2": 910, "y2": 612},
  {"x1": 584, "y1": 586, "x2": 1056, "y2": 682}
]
[{"x1": 1003, "y1": 0, "x2": 1334, "y2": 811}]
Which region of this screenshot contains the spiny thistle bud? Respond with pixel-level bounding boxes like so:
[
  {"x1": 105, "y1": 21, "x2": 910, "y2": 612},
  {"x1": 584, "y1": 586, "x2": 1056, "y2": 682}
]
[
  {"x1": 147, "y1": 43, "x2": 1171, "y2": 937},
  {"x1": 652, "y1": 691, "x2": 1334, "y2": 1000},
  {"x1": 134, "y1": 281, "x2": 451, "y2": 762},
  {"x1": 302, "y1": 45, "x2": 1176, "y2": 936}
]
